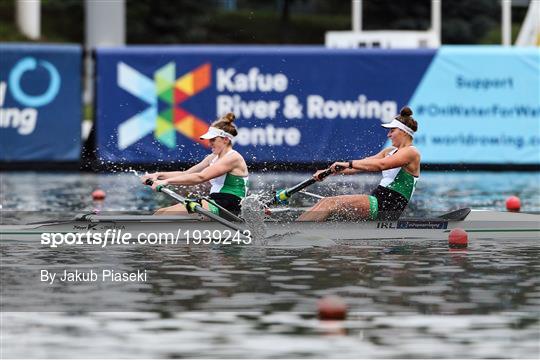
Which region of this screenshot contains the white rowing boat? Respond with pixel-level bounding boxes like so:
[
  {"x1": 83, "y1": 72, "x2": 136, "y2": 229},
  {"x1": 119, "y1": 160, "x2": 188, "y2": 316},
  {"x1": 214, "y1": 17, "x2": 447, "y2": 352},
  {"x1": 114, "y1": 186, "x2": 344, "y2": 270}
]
[{"x1": 1, "y1": 208, "x2": 539, "y2": 243}]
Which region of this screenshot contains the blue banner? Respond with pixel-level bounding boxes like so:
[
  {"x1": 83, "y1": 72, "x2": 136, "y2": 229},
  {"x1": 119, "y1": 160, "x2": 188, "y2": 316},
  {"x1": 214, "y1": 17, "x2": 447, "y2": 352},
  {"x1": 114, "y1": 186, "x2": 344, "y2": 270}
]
[
  {"x1": 0, "y1": 44, "x2": 82, "y2": 162},
  {"x1": 95, "y1": 46, "x2": 434, "y2": 164},
  {"x1": 409, "y1": 46, "x2": 540, "y2": 164},
  {"x1": 95, "y1": 46, "x2": 540, "y2": 166}
]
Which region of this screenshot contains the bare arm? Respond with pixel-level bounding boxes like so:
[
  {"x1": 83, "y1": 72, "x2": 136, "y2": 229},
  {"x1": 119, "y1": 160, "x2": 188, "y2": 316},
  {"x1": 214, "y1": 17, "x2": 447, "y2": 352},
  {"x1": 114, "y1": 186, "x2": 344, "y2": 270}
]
[
  {"x1": 350, "y1": 147, "x2": 418, "y2": 172},
  {"x1": 154, "y1": 154, "x2": 238, "y2": 188},
  {"x1": 331, "y1": 148, "x2": 393, "y2": 175},
  {"x1": 141, "y1": 155, "x2": 214, "y2": 183},
  {"x1": 336, "y1": 168, "x2": 361, "y2": 175},
  {"x1": 330, "y1": 147, "x2": 417, "y2": 173},
  {"x1": 363, "y1": 147, "x2": 391, "y2": 161}
]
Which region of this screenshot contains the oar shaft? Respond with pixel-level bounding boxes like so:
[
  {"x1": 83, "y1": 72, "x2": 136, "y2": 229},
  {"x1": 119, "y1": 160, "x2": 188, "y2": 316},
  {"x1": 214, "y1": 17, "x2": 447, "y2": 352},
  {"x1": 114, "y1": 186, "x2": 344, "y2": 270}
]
[
  {"x1": 285, "y1": 167, "x2": 335, "y2": 193},
  {"x1": 283, "y1": 179, "x2": 315, "y2": 196},
  {"x1": 145, "y1": 180, "x2": 246, "y2": 233},
  {"x1": 271, "y1": 165, "x2": 344, "y2": 205},
  {"x1": 199, "y1": 195, "x2": 244, "y2": 223}
]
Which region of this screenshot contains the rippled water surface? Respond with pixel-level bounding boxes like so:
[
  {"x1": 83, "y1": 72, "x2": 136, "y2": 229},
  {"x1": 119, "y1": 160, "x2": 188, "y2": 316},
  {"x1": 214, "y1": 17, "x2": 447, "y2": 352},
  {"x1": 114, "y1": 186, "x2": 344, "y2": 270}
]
[{"x1": 1, "y1": 171, "x2": 539, "y2": 358}]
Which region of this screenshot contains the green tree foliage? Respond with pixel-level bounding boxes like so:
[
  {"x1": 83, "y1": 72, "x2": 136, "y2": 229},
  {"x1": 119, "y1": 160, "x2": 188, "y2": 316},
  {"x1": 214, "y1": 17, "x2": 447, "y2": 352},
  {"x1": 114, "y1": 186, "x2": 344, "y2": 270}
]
[
  {"x1": 441, "y1": 0, "x2": 498, "y2": 44},
  {"x1": 359, "y1": 0, "x2": 500, "y2": 44},
  {"x1": 362, "y1": 0, "x2": 431, "y2": 31},
  {"x1": 0, "y1": 0, "x2": 528, "y2": 45},
  {"x1": 126, "y1": 0, "x2": 219, "y2": 43},
  {"x1": 42, "y1": 0, "x2": 84, "y2": 42}
]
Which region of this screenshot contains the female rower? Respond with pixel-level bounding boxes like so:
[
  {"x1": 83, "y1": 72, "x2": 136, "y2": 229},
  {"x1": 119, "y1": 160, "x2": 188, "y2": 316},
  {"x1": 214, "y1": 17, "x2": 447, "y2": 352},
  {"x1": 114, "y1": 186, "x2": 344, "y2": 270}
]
[
  {"x1": 298, "y1": 106, "x2": 420, "y2": 222},
  {"x1": 141, "y1": 112, "x2": 249, "y2": 217}
]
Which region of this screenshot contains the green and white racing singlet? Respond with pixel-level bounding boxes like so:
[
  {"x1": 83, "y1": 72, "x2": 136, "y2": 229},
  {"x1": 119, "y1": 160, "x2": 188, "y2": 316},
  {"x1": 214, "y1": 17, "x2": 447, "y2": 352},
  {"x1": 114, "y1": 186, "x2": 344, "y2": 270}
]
[
  {"x1": 379, "y1": 147, "x2": 419, "y2": 201},
  {"x1": 209, "y1": 150, "x2": 249, "y2": 199},
  {"x1": 206, "y1": 150, "x2": 249, "y2": 217},
  {"x1": 367, "y1": 147, "x2": 419, "y2": 220}
]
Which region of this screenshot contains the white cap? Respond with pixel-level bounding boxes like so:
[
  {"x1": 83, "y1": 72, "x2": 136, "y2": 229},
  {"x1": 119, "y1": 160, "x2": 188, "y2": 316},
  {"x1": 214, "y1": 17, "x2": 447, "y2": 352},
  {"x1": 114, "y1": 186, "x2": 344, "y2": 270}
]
[
  {"x1": 381, "y1": 119, "x2": 415, "y2": 138},
  {"x1": 200, "y1": 126, "x2": 235, "y2": 140}
]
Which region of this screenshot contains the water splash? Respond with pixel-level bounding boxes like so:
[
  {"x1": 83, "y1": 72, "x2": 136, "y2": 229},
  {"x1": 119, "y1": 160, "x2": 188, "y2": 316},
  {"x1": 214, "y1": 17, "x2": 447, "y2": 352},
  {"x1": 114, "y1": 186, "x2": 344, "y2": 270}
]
[
  {"x1": 127, "y1": 168, "x2": 140, "y2": 177},
  {"x1": 240, "y1": 194, "x2": 267, "y2": 243}
]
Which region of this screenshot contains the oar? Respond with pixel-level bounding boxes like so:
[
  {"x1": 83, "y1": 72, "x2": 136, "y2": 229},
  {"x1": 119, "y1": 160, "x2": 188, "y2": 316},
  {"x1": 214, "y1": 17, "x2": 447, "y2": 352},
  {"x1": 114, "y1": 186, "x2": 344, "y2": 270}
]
[
  {"x1": 269, "y1": 165, "x2": 344, "y2": 206},
  {"x1": 145, "y1": 179, "x2": 246, "y2": 233},
  {"x1": 194, "y1": 194, "x2": 244, "y2": 223}
]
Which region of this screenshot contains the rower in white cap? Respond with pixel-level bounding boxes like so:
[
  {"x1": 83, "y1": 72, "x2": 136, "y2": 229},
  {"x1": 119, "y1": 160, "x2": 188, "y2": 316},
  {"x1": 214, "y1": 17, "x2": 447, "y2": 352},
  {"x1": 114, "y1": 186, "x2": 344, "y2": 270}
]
[
  {"x1": 141, "y1": 113, "x2": 249, "y2": 218},
  {"x1": 298, "y1": 106, "x2": 421, "y2": 222}
]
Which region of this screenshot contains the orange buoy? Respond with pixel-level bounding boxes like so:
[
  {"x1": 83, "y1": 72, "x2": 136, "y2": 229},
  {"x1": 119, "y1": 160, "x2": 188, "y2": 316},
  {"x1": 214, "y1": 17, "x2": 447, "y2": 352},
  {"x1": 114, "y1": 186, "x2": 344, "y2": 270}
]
[
  {"x1": 448, "y1": 228, "x2": 468, "y2": 248},
  {"x1": 92, "y1": 189, "x2": 106, "y2": 200},
  {"x1": 317, "y1": 296, "x2": 347, "y2": 320},
  {"x1": 505, "y1": 196, "x2": 521, "y2": 212}
]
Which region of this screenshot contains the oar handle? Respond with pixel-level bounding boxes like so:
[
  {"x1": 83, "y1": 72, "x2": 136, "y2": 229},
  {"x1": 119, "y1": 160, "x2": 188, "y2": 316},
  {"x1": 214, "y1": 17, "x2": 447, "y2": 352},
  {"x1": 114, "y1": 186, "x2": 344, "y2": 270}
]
[
  {"x1": 145, "y1": 179, "x2": 196, "y2": 209},
  {"x1": 271, "y1": 164, "x2": 345, "y2": 205},
  {"x1": 145, "y1": 178, "x2": 158, "y2": 188},
  {"x1": 315, "y1": 165, "x2": 344, "y2": 181}
]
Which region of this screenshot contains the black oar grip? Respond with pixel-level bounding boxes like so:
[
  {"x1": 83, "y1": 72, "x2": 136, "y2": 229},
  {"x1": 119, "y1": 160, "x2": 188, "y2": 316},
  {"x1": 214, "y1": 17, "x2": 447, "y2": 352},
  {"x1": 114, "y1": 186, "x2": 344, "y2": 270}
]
[
  {"x1": 316, "y1": 169, "x2": 332, "y2": 180},
  {"x1": 316, "y1": 164, "x2": 345, "y2": 180},
  {"x1": 145, "y1": 178, "x2": 164, "y2": 192}
]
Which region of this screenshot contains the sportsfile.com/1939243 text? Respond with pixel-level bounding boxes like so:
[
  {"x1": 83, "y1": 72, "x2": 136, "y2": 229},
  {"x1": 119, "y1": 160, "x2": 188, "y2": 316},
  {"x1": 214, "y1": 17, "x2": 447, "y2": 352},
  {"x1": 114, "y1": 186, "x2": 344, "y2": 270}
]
[{"x1": 40, "y1": 228, "x2": 252, "y2": 248}]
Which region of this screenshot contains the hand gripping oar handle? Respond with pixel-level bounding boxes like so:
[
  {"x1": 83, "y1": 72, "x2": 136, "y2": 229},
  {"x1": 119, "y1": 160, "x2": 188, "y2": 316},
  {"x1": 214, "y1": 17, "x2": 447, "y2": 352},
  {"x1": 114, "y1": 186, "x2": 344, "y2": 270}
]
[
  {"x1": 145, "y1": 179, "x2": 246, "y2": 233},
  {"x1": 270, "y1": 165, "x2": 345, "y2": 206}
]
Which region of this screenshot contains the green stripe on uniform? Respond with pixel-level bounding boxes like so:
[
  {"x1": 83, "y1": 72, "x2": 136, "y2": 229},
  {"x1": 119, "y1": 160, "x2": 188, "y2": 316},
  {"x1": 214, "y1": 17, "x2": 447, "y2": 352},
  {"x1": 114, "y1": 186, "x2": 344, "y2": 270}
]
[
  {"x1": 368, "y1": 195, "x2": 379, "y2": 220},
  {"x1": 386, "y1": 169, "x2": 416, "y2": 201},
  {"x1": 219, "y1": 173, "x2": 248, "y2": 199}
]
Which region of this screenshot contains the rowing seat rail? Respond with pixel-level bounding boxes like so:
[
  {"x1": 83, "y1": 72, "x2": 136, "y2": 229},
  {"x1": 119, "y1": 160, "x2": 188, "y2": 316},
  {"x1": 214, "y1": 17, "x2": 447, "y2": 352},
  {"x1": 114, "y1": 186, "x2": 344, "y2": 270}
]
[{"x1": 437, "y1": 208, "x2": 471, "y2": 221}]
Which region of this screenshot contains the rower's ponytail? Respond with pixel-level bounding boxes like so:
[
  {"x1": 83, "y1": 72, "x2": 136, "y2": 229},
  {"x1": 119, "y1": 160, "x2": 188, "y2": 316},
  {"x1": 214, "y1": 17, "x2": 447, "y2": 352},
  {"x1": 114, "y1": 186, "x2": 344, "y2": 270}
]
[
  {"x1": 212, "y1": 112, "x2": 238, "y2": 137},
  {"x1": 395, "y1": 106, "x2": 418, "y2": 132}
]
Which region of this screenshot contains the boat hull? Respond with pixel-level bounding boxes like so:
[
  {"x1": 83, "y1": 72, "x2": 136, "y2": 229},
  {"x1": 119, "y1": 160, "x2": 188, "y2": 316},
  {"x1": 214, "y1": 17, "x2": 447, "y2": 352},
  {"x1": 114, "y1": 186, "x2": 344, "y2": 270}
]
[{"x1": 1, "y1": 210, "x2": 539, "y2": 243}]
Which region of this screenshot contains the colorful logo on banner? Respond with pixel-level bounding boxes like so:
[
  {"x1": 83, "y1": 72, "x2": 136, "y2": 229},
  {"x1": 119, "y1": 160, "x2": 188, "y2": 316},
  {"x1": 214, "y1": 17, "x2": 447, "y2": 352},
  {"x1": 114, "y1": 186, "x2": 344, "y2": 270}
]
[{"x1": 117, "y1": 62, "x2": 211, "y2": 149}]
